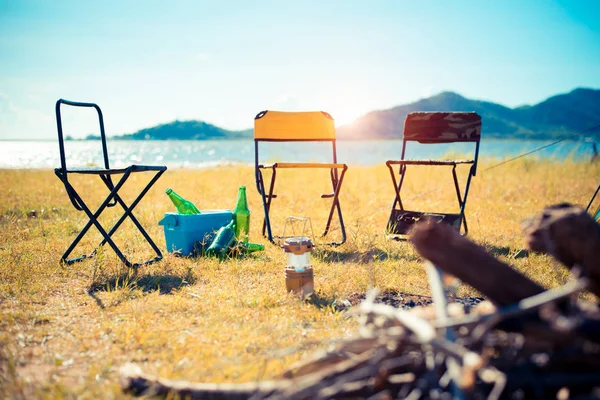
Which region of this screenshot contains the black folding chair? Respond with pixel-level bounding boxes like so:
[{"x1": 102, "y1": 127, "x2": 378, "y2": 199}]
[
  {"x1": 54, "y1": 99, "x2": 167, "y2": 267},
  {"x1": 386, "y1": 112, "x2": 481, "y2": 239}
]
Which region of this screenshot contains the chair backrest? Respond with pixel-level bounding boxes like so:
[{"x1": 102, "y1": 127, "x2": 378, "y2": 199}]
[
  {"x1": 55, "y1": 99, "x2": 110, "y2": 171},
  {"x1": 403, "y1": 112, "x2": 481, "y2": 144},
  {"x1": 254, "y1": 110, "x2": 336, "y2": 141}
]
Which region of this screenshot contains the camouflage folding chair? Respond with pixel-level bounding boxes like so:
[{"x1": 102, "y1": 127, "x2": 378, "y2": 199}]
[
  {"x1": 386, "y1": 112, "x2": 482, "y2": 239},
  {"x1": 254, "y1": 110, "x2": 348, "y2": 246}
]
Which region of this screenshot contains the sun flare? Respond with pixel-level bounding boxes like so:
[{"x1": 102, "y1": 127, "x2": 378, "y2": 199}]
[{"x1": 331, "y1": 109, "x2": 361, "y2": 127}]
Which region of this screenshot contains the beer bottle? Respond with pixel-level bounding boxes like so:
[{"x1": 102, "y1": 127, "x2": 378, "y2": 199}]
[
  {"x1": 232, "y1": 186, "x2": 250, "y2": 243},
  {"x1": 165, "y1": 188, "x2": 201, "y2": 215},
  {"x1": 238, "y1": 241, "x2": 264, "y2": 253},
  {"x1": 228, "y1": 241, "x2": 264, "y2": 257},
  {"x1": 206, "y1": 220, "x2": 236, "y2": 256}
]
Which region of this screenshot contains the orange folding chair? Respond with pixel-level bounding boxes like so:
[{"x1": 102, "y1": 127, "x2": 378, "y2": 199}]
[{"x1": 253, "y1": 110, "x2": 348, "y2": 245}]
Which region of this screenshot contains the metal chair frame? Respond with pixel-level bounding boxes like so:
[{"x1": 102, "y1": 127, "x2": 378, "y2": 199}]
[
  {"x1": 54, "y1": 99, "x2": 167, "y2": 267},
  {"x1": 386, "y1": 112, "x2": 482, "y2": 239},
  {"x1": 254, "y1": 110, "x2": 347, "y2": 246}
]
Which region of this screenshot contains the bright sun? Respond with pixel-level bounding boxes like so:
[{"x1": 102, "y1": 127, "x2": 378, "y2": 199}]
[{"x1": 332, "y1": 110, "x2": 360, "y2": 127}]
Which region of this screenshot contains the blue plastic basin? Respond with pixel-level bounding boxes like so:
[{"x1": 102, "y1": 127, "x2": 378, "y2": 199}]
[{"x1": 158, "y1": 210, "x2": 233, "y2": 256}]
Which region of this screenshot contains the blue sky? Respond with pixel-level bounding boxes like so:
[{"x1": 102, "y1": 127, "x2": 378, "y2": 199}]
[{"x1": 1, "y1": 0, "x2": 599, "y2": 139}]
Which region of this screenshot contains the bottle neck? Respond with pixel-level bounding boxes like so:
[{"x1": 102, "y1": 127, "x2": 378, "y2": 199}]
[
  {"x1": 167, "y1": 189, "x2": 184, "y2": 202},
  {"x1": 169, "y1": 193, "x2": 185, "y2": 204},
  {"x1": 235, "y1": 188, "x2": 248, "y2": 210}
]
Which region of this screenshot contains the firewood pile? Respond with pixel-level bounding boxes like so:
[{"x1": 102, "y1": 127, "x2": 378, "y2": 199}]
[{"x1": 120, "y1": 203, "x2": 600, "y2": 399}]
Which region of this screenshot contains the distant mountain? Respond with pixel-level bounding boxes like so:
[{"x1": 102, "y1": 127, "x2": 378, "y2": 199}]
[
  {"x1": 103, "y1": 88, "x2": 600, "y2": 140},
  {"x1": 110, "y1": 120, "x2": 252, "y2": 141},
  {"x1": 513, "y1": 88, "x2": 600, "y2": 135},
  {"x1": 337, "y1": 88, "x2": 600, "y2": 140}
]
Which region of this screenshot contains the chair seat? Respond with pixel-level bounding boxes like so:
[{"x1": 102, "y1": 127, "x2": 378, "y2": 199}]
[
  {"x1": 387, "y1": 159, "x2": 474, "y2": 166},
  {"x1": 259, "y1": 162, "x2": 347, "y2": 169},
  {"x1": 56, "y1": 164, "x2": 167, "y2": 175},
  {"x1": 387, "y1": 210, "x2": 462, "y2": 235}
]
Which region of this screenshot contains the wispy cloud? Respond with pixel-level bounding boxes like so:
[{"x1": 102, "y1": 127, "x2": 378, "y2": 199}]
[
  {"x1": 0, "y1": 93, "x2": 54, "y2": 139},
  {"x1": 272, "y1": 93, "x2": 301, "y2": 110}
]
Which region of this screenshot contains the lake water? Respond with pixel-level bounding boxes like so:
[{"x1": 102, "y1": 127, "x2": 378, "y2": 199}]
[{"x1": 0, "y1": 139, "x2": 596, "y2": 169}]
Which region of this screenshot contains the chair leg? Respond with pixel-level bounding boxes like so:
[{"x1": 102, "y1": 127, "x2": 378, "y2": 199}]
[
  {"x1": 256, "y1": 171, "x2": 268, "y2": 237},
  {"x1": 98, "y1": 171, "x2": 165, "y2": 267},
  {"x1": 257, "y1": 168, "x2": 276, "y2": 244},
  {"x1": 265, "y1": 168, "x2": 278, "y2": 243},
  {"x1": 452, "y1": 165, "x2": 475, "y2": 236},
  {"x1": 586, "y1": 184, "x2": 600, "y2": 213},
  {"x1": 386, "y1": 162, "x2": 405, "y2": 212},
  {"x1": 332, "y1": 169, "x2": 347, "y2": 245},
  {"x1": 60, "y1": 171, "x2": 134, "y2": 266},
  {"x1": 322, "y1": 169, "x2": 337, "y2": 236},
  {"x1": 385, "y1": 162, "x2": 408, "y2": 237},
  {"x1": 57, "y1": 175, "x2": 100, "y2": 263},
  {"x1": 59, "y1": 170, "x2": 164, "y2": 268},
  {"x1": 322, "y1": 166, "x2": 347, "y2": 246}
]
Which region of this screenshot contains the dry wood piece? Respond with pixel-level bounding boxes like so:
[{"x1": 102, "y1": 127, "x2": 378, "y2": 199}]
[
  {"x1": 120, "y1": 363, "x2": 284, "y2": 399},
  {"x1": 410, "y1": 221, "x2": 545, "y2": 306},
  {"x1": 119, "y1": 285, "x2": 600, "y2": 399},
  {"x1": 119, "y1": 205, "x2": 600, "y2": 400},
  {"x1": 522, "y1": 203, "x2": 600, "y2": 295}
]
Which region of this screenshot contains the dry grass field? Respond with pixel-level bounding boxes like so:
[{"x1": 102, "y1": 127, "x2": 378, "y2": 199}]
[{"x1": 1, "y1": 159, "x2": 598, "y2": 398}]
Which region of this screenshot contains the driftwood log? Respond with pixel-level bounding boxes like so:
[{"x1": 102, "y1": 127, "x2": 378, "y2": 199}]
[
  {"x1": 119, "y1": 204, "x2": 600, "y2": 399},
  {"x1": 119, "y1": 365, "x2": 283, "y2": 399},
  {"x1": 522, "y1": 203, "x2": 600, "y2": 296},
  {"x1": 410, "y1": 221, "x2": 545, "y2": 306}
]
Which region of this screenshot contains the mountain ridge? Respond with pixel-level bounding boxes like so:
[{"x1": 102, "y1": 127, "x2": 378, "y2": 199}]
[
  {"x1": 337, "y1": 88, "x2": 600, "y2": 140},
  {"x1": 101, "y1": 87, "x2": 600, "y2": 141}
]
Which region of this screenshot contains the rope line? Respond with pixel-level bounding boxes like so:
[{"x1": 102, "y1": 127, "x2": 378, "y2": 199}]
[
  {"x1": 400, "y1": 124, "x2": 600, "y2": 203},
  {"x1": 481, "y1": 124, "x2": 600, "y2": 173}
]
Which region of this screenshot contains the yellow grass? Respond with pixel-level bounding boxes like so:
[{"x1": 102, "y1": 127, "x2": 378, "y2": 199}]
[{"x1": 1, "y1": 159, "x2": 598, "y2": 398}]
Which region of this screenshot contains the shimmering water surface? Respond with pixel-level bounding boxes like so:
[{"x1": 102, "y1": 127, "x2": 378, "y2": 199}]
[{"x1": 0, "y1": 139, "x2": 596, "y2": 169}]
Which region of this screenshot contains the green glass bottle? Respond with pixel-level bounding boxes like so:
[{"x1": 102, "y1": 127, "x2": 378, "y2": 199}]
[
  {"x1": 206, "y1": 220, "x2": 236, "y2": 256},
  {"x1": 238, "y1": 241, "x2": 264, "y2": 253},
  {"x1": 229, "y1": 241, "x2": 264, "y2": 257},
  {"x1": 165, "y1": 188, "x2": 201, "y2": 215},
  {"x1": 232, "y1": 186, "x2": 250, "y2": 243}
]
